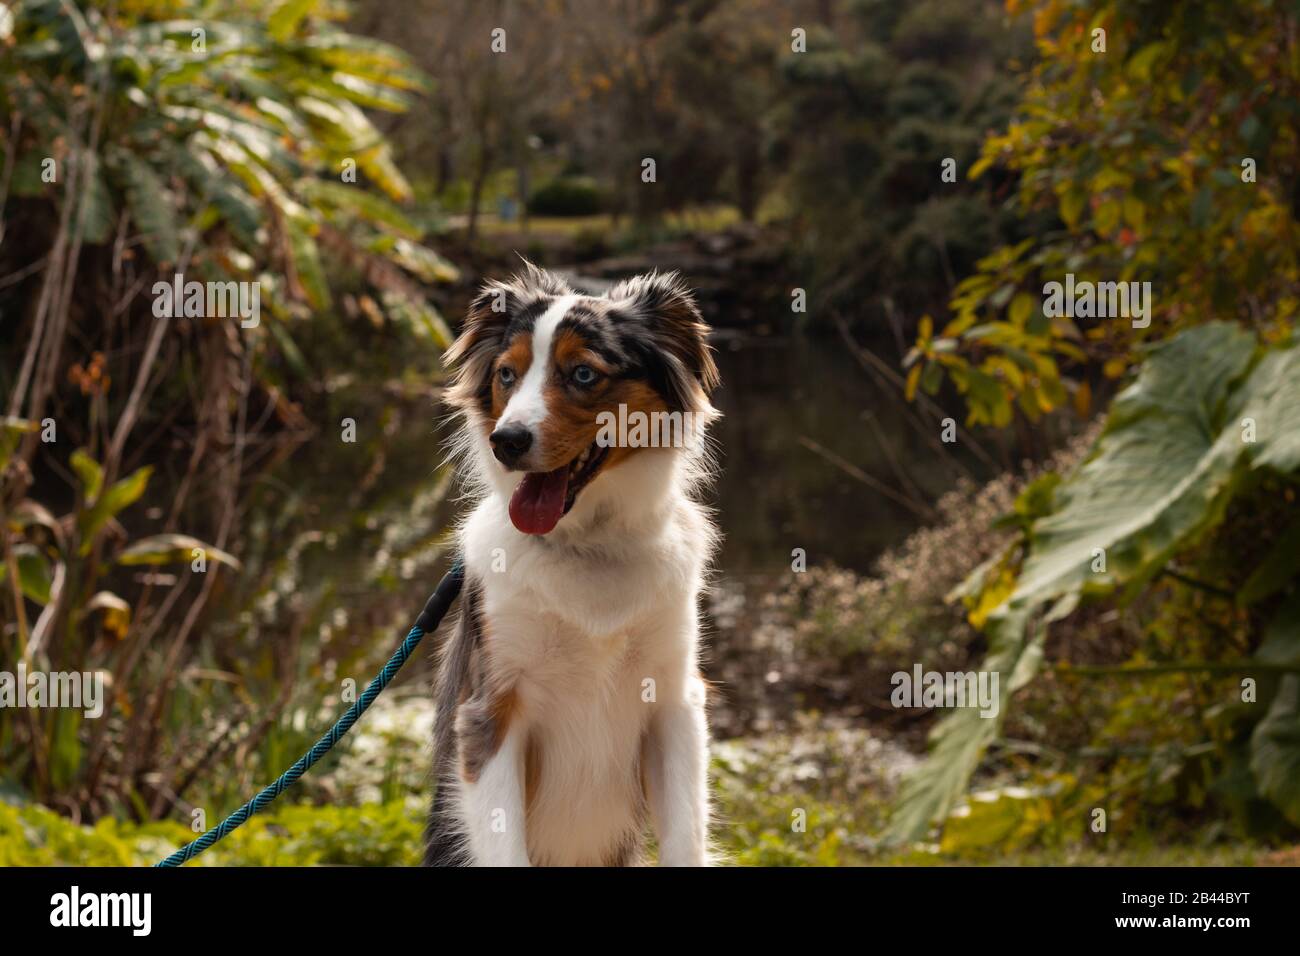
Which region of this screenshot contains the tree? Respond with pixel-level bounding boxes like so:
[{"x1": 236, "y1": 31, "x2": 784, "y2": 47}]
[{"x1": 907, "y1": 0, "x2": 1300, "y2": 428}]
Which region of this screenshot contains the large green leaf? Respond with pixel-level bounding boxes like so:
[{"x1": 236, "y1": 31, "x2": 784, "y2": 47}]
[
  {"x1": 1012, "y1": 323, "x2": 1256, "y2": 607},
  {"x1": 1251, "y1": 674, "x2": 1300, "y2": 827},
  {"x1": 1248, "y1": 596, "x2": 1300, "y2": 824},
  {"x1": 884, "y1": 591, "x2": 1074, "y2": 844},
  {"x1": 1255, "y1": 592, "x2": 1300, "y2": 669},
  {"x1": 1235, "y1": 344, "x2": 1300, "y2": 472},
  {"x1": 890, "y1": 325, "x2": 1300, "y2": 843},
  {"x1": 1238, "y1": 514, "x2": 1300, "y2": 606},
  {"x1": 884, "y1": 605, "x2": 1036, "y2": 843}
]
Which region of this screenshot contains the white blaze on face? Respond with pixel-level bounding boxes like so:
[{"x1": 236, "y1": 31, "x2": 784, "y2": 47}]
[{"x1": 496, "y1": 294, "x2": 575, "y2": 459}]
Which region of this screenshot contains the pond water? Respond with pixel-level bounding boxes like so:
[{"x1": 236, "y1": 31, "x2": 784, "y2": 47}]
[
  {"x1": 710, "y1": 333, "x2": 982, "y2": 577},
  {"x1": 254, "y1": 334, "x2": 976, "y2": 581},
  {"x1": 218, "y1": 332, "x2": 987, "y2": 726}
]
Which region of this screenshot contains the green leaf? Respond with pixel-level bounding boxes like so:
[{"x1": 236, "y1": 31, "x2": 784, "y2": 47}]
[
  {"x1": 380, "y1": 292, "x2": 454, "y2": 349},
  {"x1": 174, "y1": 144, "x2": 261, "y2": 247},
  {"x1": 268, "y1": 0, "x2": 316, "y2": 41},
  {"x1": 295, "y1": 97, "x2": 412, "y2": 201},
  {"x1": 117, "y1": 533, "x2": 240, "y2": 570},
  {"x1": 1235, "y1": 345, "x2": 1300, "y2": 472},
  {"x1": 266, "y1": 320, "x2": 311, "y2": 378},
  {"x1": 892, "y1": 326, "x2": 1300, "y2": 843},
  {"x1": 70, "y1": 448, "x2": 104, "y2": 502},
  {"x1": 387, "y1": 239, "x2": 460, "y2": 284},
  {"x1": 940, "y1": 783, "x2": 1061, "y2": 855},
  {"x1": 77, "y1": 466, "x2": 153, "y2": 556},
  {"x1": 1011, "y1": 323, "x2": 1257, "y2": 607},
  {"x1": 294, "y1": 72, "x2": 412, "y2": 112},
  {"x1": 1238, "y1": 516, "x2": 1300, "y2": 606},
  {"x1": 0, "y1": 417, "x2": 38, "y2": 472},
  {"x1": 1126, "y1": 42, "x2": 1166, "y2": 82},
  {"x1": 1250, "y1": 674, "x2": 1300, "y2": 827},
  {"x1": 286, "y1": 218, "x2": 330, "y2": 309},
  {"x1": 1059, "y1": 188, "x2": 1085, "y2": 229},
  {"x1": 1093, "y1": 199, "x2": 1120, "y2": 235},
  {"x1": 121, "y1": 154, "x2": 181, "y2": 265},
  {"x1": 1008, "y1": 292, "x2": 1034, "y2": 328},
  {"x1": 884, "y1": 605, "x2": 1044, "y2": 844},
  {"x1": 298, "y1": 33, "x2": 429, "y2": 92},
  {"x1": 1256, "y1": 593, "x2": 1300, "y2": 669},
  {"x1": 79, "y1": 159, "x2": 116, "y2": 245},
  {"x1": 967, "y1": 154, "x2": 994, "y2": 181},
  {"x1": 0, "y1": 544, "x2": 53, "y2": 605},
  {"x1": 300, "y1": 179, "x2": 420, "y2": 238},
  {"x1": 1190, "y1": 185, "x2": 1213, "y2": 229}
]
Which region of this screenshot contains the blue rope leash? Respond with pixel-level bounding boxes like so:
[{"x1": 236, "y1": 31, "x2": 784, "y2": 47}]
[{"x1": 155, "y1": 559, "x2": 464, "y2": 867}]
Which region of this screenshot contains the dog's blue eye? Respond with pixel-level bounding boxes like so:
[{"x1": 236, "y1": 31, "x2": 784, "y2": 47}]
[
  {"x1": 498, "y1": 367, "x2": 516, "y2": 387},
  {"x1": 572, "y1": 365, "x2": 597, "y2": 386}
]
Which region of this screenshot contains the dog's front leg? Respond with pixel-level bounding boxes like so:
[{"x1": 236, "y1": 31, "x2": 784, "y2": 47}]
[
  {"x1": 645, "y1": 674, "x2": 710, "y2": 866},
  {"x1": 456, "y1": 706, "x2": 531, "y2": 866}
]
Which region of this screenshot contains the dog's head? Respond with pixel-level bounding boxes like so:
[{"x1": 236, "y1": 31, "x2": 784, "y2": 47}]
[{"x1": 444, "y1": 263, "x2": 720, "y2": 536}]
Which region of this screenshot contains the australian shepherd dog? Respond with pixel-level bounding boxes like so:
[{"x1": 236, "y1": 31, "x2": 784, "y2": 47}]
[{"x1": 424, "y1": 264, "x2": 721, "y2": 866}]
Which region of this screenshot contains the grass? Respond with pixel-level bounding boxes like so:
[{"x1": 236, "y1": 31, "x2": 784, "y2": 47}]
[
  {"x1": 2, "y1": 700, "x2": 1285, "y2": 866},
  {"x1": 470, "y1": 204, "x2": 744, "y2": 239},
  {"x1": 1, "y1": 793, "x2": 1274, "y2": 868}
]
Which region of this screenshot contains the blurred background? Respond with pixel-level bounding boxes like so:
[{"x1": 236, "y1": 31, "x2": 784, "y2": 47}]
[{"x1": 1, "y1": 0, "x2": 1298, "y2": 865}]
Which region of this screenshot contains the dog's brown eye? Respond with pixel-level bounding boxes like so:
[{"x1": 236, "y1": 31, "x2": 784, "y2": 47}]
[
  {"x1": 498, "y1": 367, "x2": 516, "y2": 387},
  {"x1": 572, "y1": 365, "x2": 598, "y2": 387}
]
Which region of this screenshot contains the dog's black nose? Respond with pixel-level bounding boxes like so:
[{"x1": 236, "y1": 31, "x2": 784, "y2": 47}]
[{"x1": 489, "y1": 424, "x2": 533, "y2": 467}]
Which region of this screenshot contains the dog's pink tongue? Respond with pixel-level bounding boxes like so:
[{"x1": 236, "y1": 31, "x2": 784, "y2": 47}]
[{"x1": 509, "y1": 465, "x2": 569, "y2": 535}]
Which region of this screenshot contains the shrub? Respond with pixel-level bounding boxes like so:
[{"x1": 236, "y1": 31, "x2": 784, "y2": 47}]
[
  {"x1": 527, "y1": 176, "x2": 605, "y2": 217},
  {"x1": 890, "y1": 324, "x2": 1300, "y2": 845}
]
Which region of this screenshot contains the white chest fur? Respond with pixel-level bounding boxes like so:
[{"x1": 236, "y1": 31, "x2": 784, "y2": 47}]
[{"x1": 456, "y1": 491, "x2": 710, "y2": 864}]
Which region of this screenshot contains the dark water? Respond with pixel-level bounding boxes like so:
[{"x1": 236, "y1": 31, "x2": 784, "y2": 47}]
[
  {"x1": 225, "y1": 334, "x2": 980, "y2": 671},
  {"x1": 711, "y1": 334, "x2": 976, "y2": 575}
]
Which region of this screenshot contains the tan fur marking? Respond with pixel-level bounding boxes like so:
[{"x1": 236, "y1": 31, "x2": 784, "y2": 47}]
[
  {"x1": 489, "y1": 335, "x2": 534, "y2": 423},
  {"x1": 532, "y1": 328, "x2": 612, "y2": 468},
  {"x1": 457, "y1": 685, "x2": 518, "y2": 784},
  {"x1": 550, "y1": 327, "x2": 614, "y2": 374},
  {"x1": 524, "y1": 734, "x2": 542, "y2": 813},
  {"x1": 531, "y1": 364, "x2": 674, "y2": 478},
  {"x1": 600, "y1": 379, "x2": 671, "y2": 473}
]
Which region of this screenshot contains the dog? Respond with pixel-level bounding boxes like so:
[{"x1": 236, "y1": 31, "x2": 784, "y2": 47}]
[{"x1": 424, "y1": 264, "x2": 721, "y2": 866}]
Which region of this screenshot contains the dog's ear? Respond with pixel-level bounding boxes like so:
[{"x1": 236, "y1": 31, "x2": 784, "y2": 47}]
[
  {"x1": 607, "y1": 271, "x2": 719, "y2": 414},
  {"x1": 443, "y1": 281, "x2": 513, "y2": 414},
  {"x1": 445, "y1": 262, "x2": 571, "y2": 414}
]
